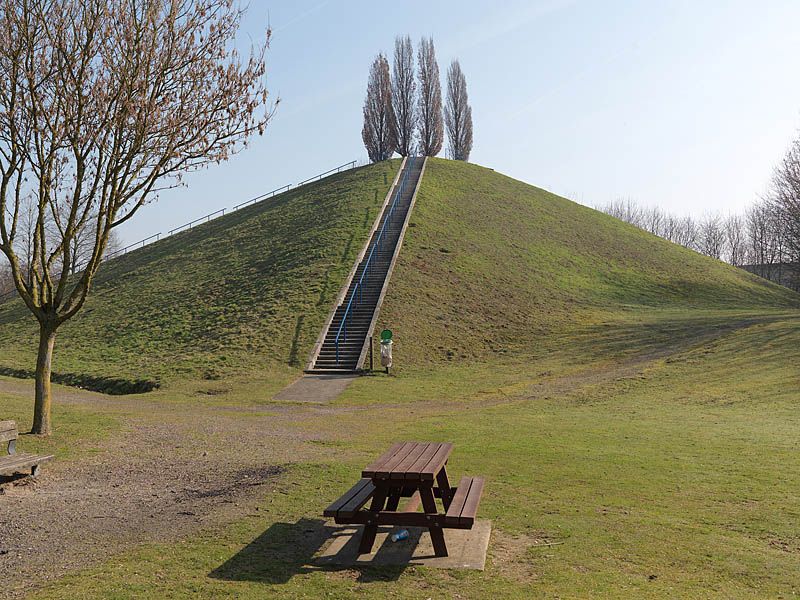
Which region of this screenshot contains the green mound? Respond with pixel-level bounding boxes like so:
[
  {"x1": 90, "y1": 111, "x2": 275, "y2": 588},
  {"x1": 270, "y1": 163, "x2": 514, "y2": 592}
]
[
  {"x1": 375, "y1": 158, "x2": 799, "y2": 365},
  {"x1": 1, "y1": 156, "x2": 796, "y2": 388},
  {"x1": 0, "y1": 159, "x2": 400, "y2": 387}
]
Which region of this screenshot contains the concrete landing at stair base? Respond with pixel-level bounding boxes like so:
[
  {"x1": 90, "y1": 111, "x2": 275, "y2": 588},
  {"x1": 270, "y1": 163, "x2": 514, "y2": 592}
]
[
  {"x1": 272, "y1": 374, "x2": 358, "y2": 404},
  {"x1": 313, "y1": 520, "x2": 491, "y2": 570}
]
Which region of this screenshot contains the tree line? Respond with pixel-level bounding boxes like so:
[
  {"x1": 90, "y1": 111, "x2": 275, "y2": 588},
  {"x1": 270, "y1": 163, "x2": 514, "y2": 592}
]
[
  {"x1": 598, "y1": 137, "x2": 800, "y2": 291},
  {"x1": 362, "y1": 36, "x2": 473, "y2": 163}
]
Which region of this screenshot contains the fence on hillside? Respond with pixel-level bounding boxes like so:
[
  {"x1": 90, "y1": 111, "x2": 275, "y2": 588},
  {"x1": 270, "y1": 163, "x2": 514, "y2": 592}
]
[{"x1": 0, "y1": 159, "x2": 359, "y2": 304}]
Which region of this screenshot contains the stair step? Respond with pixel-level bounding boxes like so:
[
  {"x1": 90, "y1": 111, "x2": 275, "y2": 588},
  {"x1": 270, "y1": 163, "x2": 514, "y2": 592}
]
[{"x1": 311, "y1": 158, "x2": 423, "y2": 370}]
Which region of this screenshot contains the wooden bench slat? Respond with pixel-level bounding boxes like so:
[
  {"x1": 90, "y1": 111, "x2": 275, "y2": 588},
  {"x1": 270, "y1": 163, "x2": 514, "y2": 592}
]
[
  {"x1": 323, "y1": 478, "x2": 373, "y2": 517},
  {"x1": 337, "y1": 480, "x2": 377, "y2": 519},
  {"x1": 458, "y1": 476, "x2": 484, "y2": 527},
  {"x1": 418, "y1": 442, "x2": 453, "y2": 481},
  {"x1": 362, "y1": 442, "x2": 405, "y2": 478},
  {"x1": 390, "y1": 442, "x2": 432, "y2": 479},
  {"x1": 0, "y1": 429, "x2": 18, "y2": 444},
  {"x1": 444, "y1": 476, "x2": 472, "y2": 526},
  {"x1": 369, "y1": 442, "x2": 420, "y2": 479},
  {"x1": 0, "y1": 453, "x2": 53, "y2": 476},
  {"x1": 0, "y1": 420, "x2": 16, "y2": 432}
]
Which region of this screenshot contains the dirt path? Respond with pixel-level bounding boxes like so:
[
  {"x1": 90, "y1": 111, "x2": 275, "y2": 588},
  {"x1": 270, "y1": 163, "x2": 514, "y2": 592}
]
[{"x1": 0, "y1": 383, "x2": 336, "y2": 599}]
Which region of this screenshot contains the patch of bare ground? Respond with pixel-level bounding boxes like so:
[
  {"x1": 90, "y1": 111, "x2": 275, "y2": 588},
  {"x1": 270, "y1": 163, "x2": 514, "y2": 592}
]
[
  {"x1": 0, "y1": 383, "x2": 335, "y2": 599},
  {"x1": 488, "y1": 529, "x2": 562, "y2": 582}
]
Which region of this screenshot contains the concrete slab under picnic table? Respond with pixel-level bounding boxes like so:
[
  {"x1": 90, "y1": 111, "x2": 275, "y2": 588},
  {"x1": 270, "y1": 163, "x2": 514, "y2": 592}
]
[
  {"x1": 272, "y1": 374, "x2": 358, "y2": 403},
  {"x1": 312, "y1": 520, "x2": 491, "y2": 570}
]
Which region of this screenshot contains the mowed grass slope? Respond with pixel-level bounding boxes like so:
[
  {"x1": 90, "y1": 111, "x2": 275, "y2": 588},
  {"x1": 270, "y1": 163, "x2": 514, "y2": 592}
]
[
  {"x1": 0, "y1": 159, "x2": 400, "y2": 386},
  {"x1": 377, "y1": 158, "x2": 799, "y2": 366}
]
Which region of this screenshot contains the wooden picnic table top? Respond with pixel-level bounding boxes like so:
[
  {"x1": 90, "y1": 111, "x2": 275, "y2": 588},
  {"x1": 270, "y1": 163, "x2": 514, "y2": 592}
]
[{"x1": 362, "y1": 441, "x2": 453, "y2": 482}]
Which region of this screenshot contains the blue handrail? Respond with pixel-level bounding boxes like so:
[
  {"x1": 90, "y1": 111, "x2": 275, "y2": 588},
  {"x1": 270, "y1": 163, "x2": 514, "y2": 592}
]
[{"x1": 334, "y1": 159, "x2": 414, "y2": 364}]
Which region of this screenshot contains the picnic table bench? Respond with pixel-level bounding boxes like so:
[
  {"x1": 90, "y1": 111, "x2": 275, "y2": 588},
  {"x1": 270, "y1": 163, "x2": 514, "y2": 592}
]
[
  {"x1": 0, "y1": 420, "x2": 53, "y2": 479},
  {"x1": 324, "y1": 441, "x2": 485, "y2": 557}
]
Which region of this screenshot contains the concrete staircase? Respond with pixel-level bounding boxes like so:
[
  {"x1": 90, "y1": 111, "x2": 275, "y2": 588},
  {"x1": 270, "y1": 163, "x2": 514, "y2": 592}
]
[{"x1": 307, "y1": 157, "x2": 423, "y2": 373}]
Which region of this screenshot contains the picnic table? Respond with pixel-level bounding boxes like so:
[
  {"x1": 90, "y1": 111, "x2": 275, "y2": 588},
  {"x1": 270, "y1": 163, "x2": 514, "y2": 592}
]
[{"x1": 324, "y1": 441, "x2": 484, "y2": 557}]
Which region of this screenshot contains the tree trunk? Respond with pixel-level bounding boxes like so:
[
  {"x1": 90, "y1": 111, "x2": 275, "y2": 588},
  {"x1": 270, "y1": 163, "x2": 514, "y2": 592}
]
[{"x1": 32, "y1": 323, "x2": 57, "y2": 436}]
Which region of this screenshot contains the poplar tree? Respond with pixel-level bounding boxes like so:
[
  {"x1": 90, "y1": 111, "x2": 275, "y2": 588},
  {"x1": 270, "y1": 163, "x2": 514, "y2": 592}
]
[
  {"x1": 391, "y1": 35, "x2": 416, "y2": 157},
  {"x1": 444, "y1": 60, "x2": 473, "y2": 161},
  {"x1": 362, "y1": 54, "x2": 397, "y2": 162},
  {"x1": 416, "y1": 37, "x2": 443, "y2": 157}
]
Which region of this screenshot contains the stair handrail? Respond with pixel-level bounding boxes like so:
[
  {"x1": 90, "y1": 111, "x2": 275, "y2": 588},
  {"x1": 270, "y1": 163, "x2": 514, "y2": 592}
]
[{"x1": 333, "y1": 159, "x2": 413, "y2": 364}]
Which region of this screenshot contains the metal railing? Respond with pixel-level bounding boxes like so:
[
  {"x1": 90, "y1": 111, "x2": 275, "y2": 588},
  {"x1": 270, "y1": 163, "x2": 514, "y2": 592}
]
[
  {"x1": 334, "y1": 159, "x2": 414, "y2": 364},
  {"x1": 0, "y1": 160, "x2": 359, "y2": 304}
]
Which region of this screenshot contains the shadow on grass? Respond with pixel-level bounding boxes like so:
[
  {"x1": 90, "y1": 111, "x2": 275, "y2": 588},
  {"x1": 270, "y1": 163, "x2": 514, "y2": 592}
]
[
  {"x1": 209, "y1": 518, "x2": 406, "y2": 585},
  {"x1": 565, "y1": 313, "x2": 792, "y2": 364},
  {"x1": 0, "y1": 366, "x2": 158, "y2": 395}
]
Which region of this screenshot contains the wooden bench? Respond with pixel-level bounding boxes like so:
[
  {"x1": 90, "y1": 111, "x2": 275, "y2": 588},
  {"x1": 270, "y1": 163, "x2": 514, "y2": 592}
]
[
  {"x1": 444, "y1": 476, "x2": 484, "y2": 527},
  {"x1": 323, "y1": 442, "x2": 485, "y2": 556},
  {"x1": 0, "y1": 420, "x2": 54, "y2": 479}
]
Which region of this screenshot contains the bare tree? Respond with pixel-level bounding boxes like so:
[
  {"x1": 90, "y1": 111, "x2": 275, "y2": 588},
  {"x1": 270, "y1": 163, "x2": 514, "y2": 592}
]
[
  {"x1": 391, "y1": 36, "x2": 416, "y2": 157},
  {"x1": 746, "y1": 203, "x2": 779, "y2": 277},
  {"x1": 0, "y1": 257, "x2": 11, "y2": 296},
  {"x1": 770, "y1": 135, "x2": 800, "y2": 284},
  {"x1": 417, "y1": 37, "x2": 443, "y2": 157},
  {"x1": 697, "y1": 213, "x2": 727, "y2": 260},
  {"x1": 598, "y1": 198, "x2": 643, "y2": 228},
  {"x1": 362, "y1": 53, "x2": 396, "y2": 163},
  {"x1": 724, "y1": 214, "x2": 746, "y2": 266},
  {"x1": 642, "y1": 206, "x2": 665, "y2": 237},
  {"x1": 444, "y1": 60, "x2": 473, "y2": 161},
  {"x1": 0, "y1": 0, "x2": 274, "y2": 435}
]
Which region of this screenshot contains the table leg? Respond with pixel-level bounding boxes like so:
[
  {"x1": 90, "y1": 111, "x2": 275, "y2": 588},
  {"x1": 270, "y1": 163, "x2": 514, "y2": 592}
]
[
  {"x1": 358, "y1": 485, "x2": 387, "y2": 555},
  {"x1": 436, "y1": 465, "x2": 453, "y2": 510},
  {"x1": 420, "y1": 486, "x2": 448, "y2": 557},
  {"x1": 385, "y1": 489, "x2": 401, "y2": 511}
]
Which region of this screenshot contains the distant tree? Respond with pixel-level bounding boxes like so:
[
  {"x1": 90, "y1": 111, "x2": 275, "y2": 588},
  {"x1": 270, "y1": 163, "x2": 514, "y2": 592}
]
[
  {"x1": 642, "y1": 206, "x2": 665, "y2": 237},
  {"x1": 391, "y1": 36, "x2": 416, "y2": 157},
  {"x1": 416, "y1": 37, "x2": 444, "y2": 157},
  {"x1": 0, "y1": 0, "x2": 274, "y2": 435},
  {"x1": 770, "y1": 135, "x2": 800, "y2": 281},
  {"x1": 746, "y1": 203, "x2": 780, "y2": 277},
  {"x1": 0, "y1": 258, "x2": 11, "y2": 296},
  {"x1": 444, "y1": 60, "x2": 473, "y2": 161},
  {"x1": 362, "y1": 54, "x2": 397, "y2": 162},
  {"x1": 697, "y1": 213, "x2": 727, "y2": 260},
  {"x1": 724, "y1": 214, "x2": 747, "y2": 266}
]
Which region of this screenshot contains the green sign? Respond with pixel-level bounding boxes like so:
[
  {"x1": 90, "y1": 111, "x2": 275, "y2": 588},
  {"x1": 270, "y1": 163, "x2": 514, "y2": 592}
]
[{"x1": 380, "y1": 329, "x2": 393, "y2": 341}]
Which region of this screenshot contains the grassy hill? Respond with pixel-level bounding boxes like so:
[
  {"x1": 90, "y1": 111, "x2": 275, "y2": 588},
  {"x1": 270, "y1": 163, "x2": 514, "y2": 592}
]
[
  {"x1": 0, "y1": 159, "x2": 400, "y2": 390},
  {"x1": 0, "y1": 156, "x2": 796, "y2": 391},
  {"x1": 375, "y1": 158, "x2": 799, "y2": 367}
]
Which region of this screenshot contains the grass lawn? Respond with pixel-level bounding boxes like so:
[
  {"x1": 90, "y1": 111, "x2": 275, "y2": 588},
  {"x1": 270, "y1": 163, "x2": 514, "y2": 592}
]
[
  {"x1": 27, "y1": 312, "x2": 800, "y2": 599},
  {"x1": 0, "y1": 377, "x2": 119, "y2": 460}
]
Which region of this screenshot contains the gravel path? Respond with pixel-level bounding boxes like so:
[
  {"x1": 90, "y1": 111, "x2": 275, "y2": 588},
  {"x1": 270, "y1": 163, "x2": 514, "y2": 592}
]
[{"x1": 0, "y1": 382, "x2": 329, "y2": 599}]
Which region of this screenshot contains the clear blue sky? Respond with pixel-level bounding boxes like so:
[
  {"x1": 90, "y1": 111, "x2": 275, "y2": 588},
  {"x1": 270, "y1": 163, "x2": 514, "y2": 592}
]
[{"x1": 123, "y1": 0, "x2": 800, "y2": 246}]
